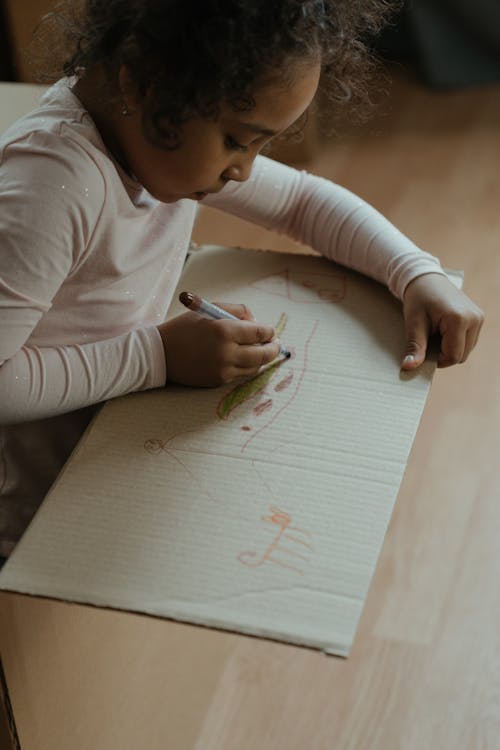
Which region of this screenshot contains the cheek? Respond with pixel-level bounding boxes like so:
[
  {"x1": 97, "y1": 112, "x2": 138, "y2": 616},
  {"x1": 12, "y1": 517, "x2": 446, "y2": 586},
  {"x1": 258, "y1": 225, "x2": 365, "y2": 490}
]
[
  {"x1": 132, "y1": 130, "x2": 226, "y2": 194},
  {"x1": 174, "y1": 153, "x2": 224, "y2": 188}
]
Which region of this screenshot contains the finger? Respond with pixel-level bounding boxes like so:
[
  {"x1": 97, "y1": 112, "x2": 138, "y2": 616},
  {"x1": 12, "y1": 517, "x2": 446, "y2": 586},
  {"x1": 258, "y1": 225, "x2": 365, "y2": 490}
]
[
  {"x1": 461, "y1": 325, "x2": 478, "y2": 363},
  {"x1": 462, "y1": 332, "x2": 474, "y2": 363},
  {"x1": 228, "y1": 320, "x2": 275, "y2": 345},
  {"x1": 401, "y1": 314, "x2": 429, "y2": 370},
  {"x1": 213, "y1": 302, "x2": 255, "y2": 321},
  {"x1": 465, "y1": 312, "x2": 485, "y2": 358},
  {"x1": 234, "y1": 340, "x2": 282, "y2": 369},
  {"x1": 458, "y1": 315, "x2": 483, "y2": 363},
  {"x1": 437, "y1": 317, "x2": 467, "y2": 367},
  {"x1": 218, "y1": 347, "x2": 282, "y2": 384}
]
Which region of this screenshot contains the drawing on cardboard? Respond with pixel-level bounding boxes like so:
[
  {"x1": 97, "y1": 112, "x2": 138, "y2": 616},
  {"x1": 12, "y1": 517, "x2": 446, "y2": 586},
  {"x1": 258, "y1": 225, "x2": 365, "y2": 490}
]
[
  {"x1": 0, "y1": 247, "x2": 444, "y2": 656},
  {"x1": 142, "y1": 266, "x2": 343, "y2": 570},
  {"x1": 143, "y1": 316, "x2": 318, "y2": 460},
  {"x1": 141, "y1": 266, "x2": 347, "y2": 519},
  {"x1": 250, "y1": 268, "x2": 346, "y2": 304},
  {"x1": 238, "y1": 506, "x2": 313, "y2": 575}
]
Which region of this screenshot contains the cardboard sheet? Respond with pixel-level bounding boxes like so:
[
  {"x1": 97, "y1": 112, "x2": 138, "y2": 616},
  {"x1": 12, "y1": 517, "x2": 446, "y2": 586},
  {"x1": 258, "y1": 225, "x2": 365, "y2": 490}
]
[{"x1": 0, "y1": 247, "x2": 451, "y2": 656}]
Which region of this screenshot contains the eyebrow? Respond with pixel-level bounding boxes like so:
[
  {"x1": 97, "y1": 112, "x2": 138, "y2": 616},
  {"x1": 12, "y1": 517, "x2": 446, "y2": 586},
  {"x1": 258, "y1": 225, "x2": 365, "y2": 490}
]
[{"x1": 239, "y1": 121, "x2": 278, "y2": 137}]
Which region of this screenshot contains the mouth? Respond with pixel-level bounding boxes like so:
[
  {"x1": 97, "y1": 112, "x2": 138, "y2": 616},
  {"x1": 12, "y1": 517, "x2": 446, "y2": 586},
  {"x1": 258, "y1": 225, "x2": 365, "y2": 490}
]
[{"x1": 192, "y1": 185, "x2": 226, "y2": 200}]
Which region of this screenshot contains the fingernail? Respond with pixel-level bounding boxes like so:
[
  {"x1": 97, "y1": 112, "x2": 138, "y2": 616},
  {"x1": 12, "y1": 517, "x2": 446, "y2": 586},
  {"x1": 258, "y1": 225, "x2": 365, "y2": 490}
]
[{"x1": 402, "y1": 354, "x2": 415, "y2": 366}]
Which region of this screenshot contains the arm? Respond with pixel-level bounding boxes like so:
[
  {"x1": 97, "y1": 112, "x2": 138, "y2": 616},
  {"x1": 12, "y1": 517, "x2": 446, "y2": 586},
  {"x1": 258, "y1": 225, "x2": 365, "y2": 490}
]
[
  {"x1": 204, "y1": 155, "x2": 445, "y2": 299},
  {"x1": 0, "y1": 135, "x2": 166, "y2": 424},
  {"x1": 0, "y1": 330, "x2": 166, "y2": 425},
  {"x1": 204, "y1": 156, "x2": 484, "y2": 367}
]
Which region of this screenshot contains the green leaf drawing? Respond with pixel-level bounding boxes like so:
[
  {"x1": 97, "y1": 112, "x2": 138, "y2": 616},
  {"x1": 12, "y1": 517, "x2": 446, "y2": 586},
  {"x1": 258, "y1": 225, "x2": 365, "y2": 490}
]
[{"x1": 217, "y1": 313, "x2": 288, "y2": 420}]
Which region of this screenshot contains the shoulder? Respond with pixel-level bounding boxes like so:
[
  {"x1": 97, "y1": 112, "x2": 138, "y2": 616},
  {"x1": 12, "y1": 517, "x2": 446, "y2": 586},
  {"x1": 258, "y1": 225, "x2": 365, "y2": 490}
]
[
  {"x1": 1, "y1": 130, "x2": 106, "y2": 206},
  {"x1": 0, "y1": 113, "x2": 109, "y2": 266},
  {"x1": 0, "y1": 80, "x2": 117, "y2": 209}
]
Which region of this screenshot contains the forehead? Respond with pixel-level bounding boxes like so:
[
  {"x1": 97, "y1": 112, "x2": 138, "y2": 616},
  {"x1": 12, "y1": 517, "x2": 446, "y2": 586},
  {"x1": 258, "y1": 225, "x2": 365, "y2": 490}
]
[{"x1": 222, "y1": 60, "x2": 321, "y2": 132}]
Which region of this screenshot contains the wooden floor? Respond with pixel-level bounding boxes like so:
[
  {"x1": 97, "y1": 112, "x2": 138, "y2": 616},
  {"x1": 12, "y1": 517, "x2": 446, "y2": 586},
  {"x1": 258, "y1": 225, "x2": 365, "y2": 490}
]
[{"x1": 1, "y1": 67, "x2": 500, "y2": 749}]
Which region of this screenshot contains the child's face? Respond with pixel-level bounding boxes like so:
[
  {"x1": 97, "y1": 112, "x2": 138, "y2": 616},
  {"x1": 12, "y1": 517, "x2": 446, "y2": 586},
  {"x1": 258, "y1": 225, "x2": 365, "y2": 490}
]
[{"x1": 117, "y1": 61, "x2": 321, "y2": 203}]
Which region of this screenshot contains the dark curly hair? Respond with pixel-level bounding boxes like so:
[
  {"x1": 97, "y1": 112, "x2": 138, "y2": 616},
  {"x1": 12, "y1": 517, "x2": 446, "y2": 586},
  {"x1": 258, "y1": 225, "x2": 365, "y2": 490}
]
[{"x1": 35, "y1": 0, "x2": 397, "y2": 141}]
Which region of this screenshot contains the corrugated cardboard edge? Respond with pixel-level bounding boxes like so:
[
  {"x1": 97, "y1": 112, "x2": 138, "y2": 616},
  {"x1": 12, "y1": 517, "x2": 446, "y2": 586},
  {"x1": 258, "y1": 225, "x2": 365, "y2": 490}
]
[{"x1": 0, "y1": 586, "x2": 351, "y2": 659}]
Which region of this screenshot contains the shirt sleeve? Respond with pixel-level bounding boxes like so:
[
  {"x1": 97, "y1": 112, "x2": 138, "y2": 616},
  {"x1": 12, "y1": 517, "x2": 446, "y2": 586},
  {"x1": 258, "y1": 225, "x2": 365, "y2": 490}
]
[
  {"x1": 0, "y1": 328, "x2": 166, "y2": 425},
  {"x1": 0, "y1": 132, "x2": 166, "y2": 425},
  {"x1": 203, "y1": 155, "x2": 447, "y2": 299}
]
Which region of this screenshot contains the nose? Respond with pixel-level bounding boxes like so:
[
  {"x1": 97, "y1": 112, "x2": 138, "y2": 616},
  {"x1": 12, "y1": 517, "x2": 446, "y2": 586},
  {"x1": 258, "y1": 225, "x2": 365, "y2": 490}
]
[{"x1": 222, "y1": 153, "x2": 255, "y2": 183}]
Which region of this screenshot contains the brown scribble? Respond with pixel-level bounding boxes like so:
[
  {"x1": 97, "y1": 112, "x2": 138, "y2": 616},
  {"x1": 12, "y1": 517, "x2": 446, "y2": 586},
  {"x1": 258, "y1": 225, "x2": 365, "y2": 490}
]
[
  {"x1": 253, "y1": 398, "x2": 273, "y2": 416},
  {"x1": 274, "y1": 371, "x2": 294, "y2": 392}
]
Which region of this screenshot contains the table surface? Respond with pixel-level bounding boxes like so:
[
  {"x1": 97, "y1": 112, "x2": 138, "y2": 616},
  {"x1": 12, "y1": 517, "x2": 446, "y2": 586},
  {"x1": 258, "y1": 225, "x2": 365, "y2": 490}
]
[{"x1": 1, "y1": 73, "x2": 499, "y2": 750}]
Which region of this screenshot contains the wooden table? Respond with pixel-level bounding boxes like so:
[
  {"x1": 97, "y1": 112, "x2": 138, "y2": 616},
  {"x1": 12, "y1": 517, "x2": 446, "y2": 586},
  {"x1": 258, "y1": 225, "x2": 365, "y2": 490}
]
[{"x1": 1, "y1": 72, "x2": 499, "y2": 749}]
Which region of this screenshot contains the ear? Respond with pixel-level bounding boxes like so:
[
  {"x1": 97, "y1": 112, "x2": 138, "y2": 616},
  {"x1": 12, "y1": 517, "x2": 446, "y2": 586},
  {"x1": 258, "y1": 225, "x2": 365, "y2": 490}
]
[{"x1": 118, "y1": 64, "x2": 140, "y2": 115}]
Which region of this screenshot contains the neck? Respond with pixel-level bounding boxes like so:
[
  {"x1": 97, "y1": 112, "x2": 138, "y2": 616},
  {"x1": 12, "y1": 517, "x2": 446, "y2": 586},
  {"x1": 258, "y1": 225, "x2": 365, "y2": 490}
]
[{"x1": 72, "y1": 69, "x2": 133, "y2": 175}]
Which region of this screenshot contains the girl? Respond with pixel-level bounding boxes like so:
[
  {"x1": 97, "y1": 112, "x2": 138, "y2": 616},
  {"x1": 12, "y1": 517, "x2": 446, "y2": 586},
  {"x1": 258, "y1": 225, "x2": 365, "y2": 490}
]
[{"x1": 0, "y1": 0, "x2": 484, "y2": 560}]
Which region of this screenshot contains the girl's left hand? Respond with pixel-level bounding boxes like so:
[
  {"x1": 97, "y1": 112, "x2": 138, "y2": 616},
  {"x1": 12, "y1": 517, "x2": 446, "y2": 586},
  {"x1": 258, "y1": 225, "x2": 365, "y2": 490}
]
[{"x1": 401, "y1": 273, "x2": 484, "y2": 370}]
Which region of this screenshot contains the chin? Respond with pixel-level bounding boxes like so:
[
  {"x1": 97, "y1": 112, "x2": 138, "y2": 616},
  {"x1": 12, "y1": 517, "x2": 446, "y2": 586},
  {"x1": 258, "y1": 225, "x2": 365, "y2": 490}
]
[{"x1": 152, "y1": 191, "x2": 183, "y2": 204}]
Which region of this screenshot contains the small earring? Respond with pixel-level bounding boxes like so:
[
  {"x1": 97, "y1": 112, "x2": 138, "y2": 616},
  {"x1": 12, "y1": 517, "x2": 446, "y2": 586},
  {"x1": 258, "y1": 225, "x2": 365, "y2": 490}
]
[{"x1": 121, "y1": 104, "x2": 131, "y2": 116}]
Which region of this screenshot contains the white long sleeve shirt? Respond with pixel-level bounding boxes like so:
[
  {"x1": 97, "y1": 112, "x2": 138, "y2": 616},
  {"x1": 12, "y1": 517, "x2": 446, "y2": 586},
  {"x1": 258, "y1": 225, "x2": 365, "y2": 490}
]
[{"x1": 0, "y1": 79, "x2": 445, "y2": 555}]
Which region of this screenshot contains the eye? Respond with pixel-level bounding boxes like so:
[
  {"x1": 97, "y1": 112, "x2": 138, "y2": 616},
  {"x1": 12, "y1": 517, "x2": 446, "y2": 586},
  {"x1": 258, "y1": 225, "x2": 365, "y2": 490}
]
[{"x1": 224, "y1": 135, "x2": 248, "y2": 152}]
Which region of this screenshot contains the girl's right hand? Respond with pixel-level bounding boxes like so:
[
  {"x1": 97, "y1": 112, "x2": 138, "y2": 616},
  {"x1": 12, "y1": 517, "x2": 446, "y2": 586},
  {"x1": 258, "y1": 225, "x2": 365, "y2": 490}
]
[{"x1": 157, "y1": 303, "x2": 281, "y2": 387}]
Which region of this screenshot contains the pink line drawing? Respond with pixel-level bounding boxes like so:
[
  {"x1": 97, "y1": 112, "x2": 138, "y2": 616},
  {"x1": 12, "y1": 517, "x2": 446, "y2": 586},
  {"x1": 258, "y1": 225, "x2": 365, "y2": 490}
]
[
  {"x1": 250, "y1": 268, "x2": 347, "y2": 304},
  {"x1": 238, "y1": 507, "x2": 313, "y2": 575},
  {"x1": 240, "y1": 320, "x2": 318, "y2": 452}
]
